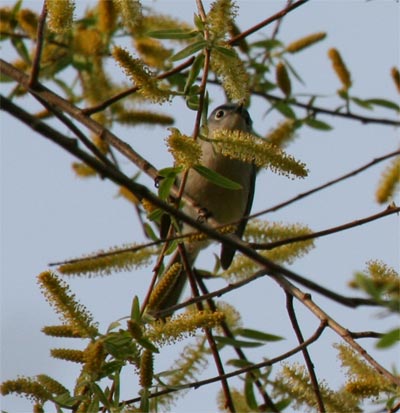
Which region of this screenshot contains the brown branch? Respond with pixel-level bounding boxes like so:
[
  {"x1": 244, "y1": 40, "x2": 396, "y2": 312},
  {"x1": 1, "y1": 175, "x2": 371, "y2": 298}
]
[
  {"x1": 123, "y1": 322, "x2": 327, "y2": 407},
  {"x1": 271, "y1": 275, "x2": 400, "y2": 387},
  {"x1": 29, "y1": 2, "x2": 47, "y2": 87},
  {"x1": 349, "y1": 331, "x2": 383, "y2": 339},
  {"x1": 196, "y1": 276, "x2": 279, "y2": 412},
  {"x1": 286, "y1": 293, "x2": 325, "y2": 412},
  {"x1": 251, "y1": 149, "x2": 400, "y2": 219},
  {"x1": 251, "y1": 205, "x2": 400, "y2": 250},
  {"x1": 255, "y1": 91, "x2": 400, "y2": 126},
  {"x1": 228, "y1": 0, "x2": 309, "y2": 46},
  {"x1": 3, "y1": 70, "x2": 398, "y2": 386},
  {"x1": 82, "y1": 56, "x2": 195, "y2": 116}
]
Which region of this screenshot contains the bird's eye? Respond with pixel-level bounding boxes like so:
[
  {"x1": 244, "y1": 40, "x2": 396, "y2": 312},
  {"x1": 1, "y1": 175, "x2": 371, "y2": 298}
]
[{"x1": 215, "y1": 110, "x2": 225, "y2": 119}]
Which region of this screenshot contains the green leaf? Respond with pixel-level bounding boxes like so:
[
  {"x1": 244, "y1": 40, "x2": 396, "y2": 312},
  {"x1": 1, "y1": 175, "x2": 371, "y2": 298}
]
[
  {"x1": 137, "y1": 337, "x2": 160, "y2": 353},
  {"x1": 214, "y1": 45, "x2": 237, "y2": 58},
  {"x1": 274, "y1": 101, "x2": 296, "y2": 119},
  {"x1": 213, "y1": 335, "x2": 264, "y2": 348},
  {"x1": 158, "y1": 175, "x2": 175, "y2": 200},
  {"x1": 147, "y1": 29, "x2": 199, "y2": 39},
  {"x1": 11, "y1": 37, "x2": 30, "y2": 64},
  {"x1": 148, "y1": 208, "x2": 164, "y2": 222},
  {"x1": 184, "y1": 53, "x2": 204, "y2": 94},
  {"x1": 376, "y1": 328, "x2": 400, "y2": 349},
  {"x1": 304, "y1": 118, "x2": 333, "y2": 131},
  {"x1": 131, "y1": 296, "x2": 141, "y2": 322},
  {"x1": 91, "y1": 383, "x2": 110, "y2": 409},
  {"x1": 158, "y1": 166, "x2": 183, "y2": 178},
  {"x1": 351, "y1": 97, "x2": 373, "y2": 110},
  {"x1": 143, "y1": 223, "x2": 159, "y2": 241},
  {"x1": 170, "y1": 41, "x2": 207, "y2": 62},
  {"x1": 244, "y1": 373, "x2": 258, "y2": 410},
  {"x1": 193, "y1": 165, "x2": 242, "y2": 190},
  {"x1": 365, "y1": 98, "x2": 400, "y2": 111},
  {"x1": 251, "y1": 39, "x2": 283, "y2": 50},
  {"x1": 226, "y1": 358, "x2": 254, "y2": 368},
  {"x1": 236, "y1": 328, "x2": 284, "y2": 342}
]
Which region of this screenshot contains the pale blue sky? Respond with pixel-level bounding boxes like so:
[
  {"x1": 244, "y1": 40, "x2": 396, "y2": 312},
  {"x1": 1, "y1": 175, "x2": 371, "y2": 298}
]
[{"x1": 1, "y1": 1, "x2": 399, "y2": 412}]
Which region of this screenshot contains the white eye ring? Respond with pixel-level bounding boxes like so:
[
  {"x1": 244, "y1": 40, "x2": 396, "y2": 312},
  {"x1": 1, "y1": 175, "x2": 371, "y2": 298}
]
[{"x1": 215, "y1": 110, "x2": 225, "y2": 119}]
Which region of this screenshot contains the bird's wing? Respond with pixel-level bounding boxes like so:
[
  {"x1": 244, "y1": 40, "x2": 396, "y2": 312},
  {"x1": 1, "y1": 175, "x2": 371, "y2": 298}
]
[{"x1": 220, "y1": 163, "x2": 256, "y2": 269}]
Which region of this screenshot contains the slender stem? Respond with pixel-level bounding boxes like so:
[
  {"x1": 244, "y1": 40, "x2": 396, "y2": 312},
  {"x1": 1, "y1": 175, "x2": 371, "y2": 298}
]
[
  {"x1": 29, "y1": 2, "x2": 47, "y2": 87},
  {"x1": 286, "y1": 293, "x2": 325, "y2": 412},
  {"x1": 251, "y1": 206, "x2": 400, "y2": 250}
]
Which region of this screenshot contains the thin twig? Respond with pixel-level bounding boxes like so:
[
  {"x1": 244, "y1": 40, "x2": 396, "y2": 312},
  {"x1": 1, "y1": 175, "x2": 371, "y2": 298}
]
[
  {"x1": 250, "y1": 149, "x2": 400, "y2": 219},
  {"x1": 29, "y1": 2, "x2": 47, "y2": 87},
  {"x1": 122, "y1": 322, "x2": 327, "y2": 406},
  {"x1": 2, "y1": 93, "x2": 397, "y2": 385},
  {"x1": 286, "y1": 293, "x2": 325, "y2": 412},
  {"x1": 251, "y1": 205, "x2": 400, "y2": 250},
  {"x1": 229, "y1": 0, "x2": 309, "y2": 46},
  {"x1": 255, "y1": 90, "x2": 400, "y2": 126},
  {"x1": 82, "y1": 56, "x2": 195, "y2": 116},
  {"x1": 196, "y1": 276, "x2": 279, "y2": 412}
]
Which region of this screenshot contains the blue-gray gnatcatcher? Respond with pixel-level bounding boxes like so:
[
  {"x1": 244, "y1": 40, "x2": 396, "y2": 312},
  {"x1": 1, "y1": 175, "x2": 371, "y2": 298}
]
[{"x1": 153, "y1": 104, "x2": 256, "y2": 314}]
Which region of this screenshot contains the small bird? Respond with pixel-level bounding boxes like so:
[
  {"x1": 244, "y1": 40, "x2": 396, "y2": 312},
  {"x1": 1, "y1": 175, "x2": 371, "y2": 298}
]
[{"x1": 151, "y1": 103, "x2": 256, "y2": 315}]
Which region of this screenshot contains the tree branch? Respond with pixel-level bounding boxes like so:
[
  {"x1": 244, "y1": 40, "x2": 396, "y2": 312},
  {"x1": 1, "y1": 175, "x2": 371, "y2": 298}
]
[{"x1": 251, "y1": 205, "x2": 400, "y2": 250}]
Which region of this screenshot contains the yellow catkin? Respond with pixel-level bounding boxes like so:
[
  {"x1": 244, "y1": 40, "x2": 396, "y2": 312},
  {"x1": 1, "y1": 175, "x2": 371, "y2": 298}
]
[
  {"x1": 211, "y1": 129, "x2": 308, "y2": 178},
  {"x1": 41, "y1": 325, "x2": 83, "y2": 338},
  {"x1": 285, "y1": 32, "x2": 327, "y2": 53},
  {"x1": 375, "y1": 157, "x2": 400, "y2": 203},
  {"x1": 112, "y1": 46, "x2": 170, "y2": 103},
  {"x1": 118, "y1": 185, "x2": 140, "y2": 205},
  {"x1": 113, "y1": 0, "x2": 142, "y2": 32},
  {"x1": 36, "y1": 375, "x2": 68, "y2": 396},
  {"x1": 147, "y1": 310, "x2": 225, "y2": 345},
  {"x1": 116, "y1": 109, "x2": 174, "y2": 126},
  {"x1": 17, "y1": 9, "x2": 38, "y2": 38},
  {"x1": 97, "y1": 0, "x2": 117, "y2": 34},
  {"x1": 328, "y1": 48, "x2": 352, "y2": 91},
  {"x1": 37, "y1": 271, "x2": 98, "y2": 337},
  {"x1": 210, "y1": 46, "x2": 249, "y2": 103},
  {"x1": 50, "y1": 348, "x2": 86, "y2": 363},
  {"x1": 73, "y1": 28, "x2": 103, "y2": 56},
  {"x1": 127, "y1": 319, "x2": 143, "y2": 339},
  {"x1": 276, "y1": 61, "x2": 291, "y2": 97},
  {"x1": 0, "y1": 7, "x2": 15, "y2": 33},
  {"x1": 72, "y1": 162, "x2": 97, "y2": 178},
  {"x1": 46, "y1": 0, "x2": 75, "y2": 34},
  {"x1": 390, "y1": 67, "x2": 400, "y2": 94},
  {"x1": 166, "y1": 128, "x2": 202, "y2": 169},
  {"x1": 139, "y1": 349, "x2": 154, "y2": 388},
  {"x1": 84, "y1": 341, "x2": 104, "y2": 374},
  {"x1": 0, "y1": 377, "x2": 50, "y2": 402},
  {"x1": 265, "y1": 119, "x2": 296, "y2": 148},
  {"x1": 147, "y1": 263, "x2": 182, "y2": 311},
  {"x1": 207, "y1": 0, "x2": 237, "y2": 40},
  {"x1": 134, "y1": 37, "x2": 172, "y2": 69}
]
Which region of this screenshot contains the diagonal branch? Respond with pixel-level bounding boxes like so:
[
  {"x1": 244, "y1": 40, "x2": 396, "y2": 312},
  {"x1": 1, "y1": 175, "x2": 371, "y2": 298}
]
[{"x1": 251, "y1": 205, "x2": 400, "y2": 250}]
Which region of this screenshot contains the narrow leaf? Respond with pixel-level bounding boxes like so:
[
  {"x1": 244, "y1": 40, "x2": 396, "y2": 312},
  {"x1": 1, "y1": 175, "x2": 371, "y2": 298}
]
[
  {"x1": 170, "y1": 41, "x2": 206, "y2": 62},
  {"x1": 214, "y1": 45, "x2": 237, "y2": 58},
  {"x1": 365, "y1": 98, "x2": 400, "y2": 111},
  {"x1": 351, "y1": 97, "x2": 373, "y2": 110},
  {"x1": 274, "y1": 101, "x2": 296, "y2": 119},
  {"x1": 304, "y1": 118, "x2": 333, "y2": 131},
  {"x1": 245, "y1": 374, "x2": 258, "y2": 410},
  {"x1": 236, "y1": 328, "x2": 284, "y2": 342},
  {"x1": 158, "y1": 175, "x2": 175, "y2": 200},
  {"x1": 131, "y1": 296, "x2": 141, "y2": 322},
  {"x1": 184, "y1": 53, "x2": 204, "y2": 94},
  {"x1": 376, "y1": 328, "x2": 400, "y2": 349},
  {"x1": 193, "y1": 165, "x2": 242, "y2": 190},
  {"x1": 147, "y1": 29, "x2": 199, "y2": 40},
  {"x1": 213, "y1": 335, "x2": 264, "y2": 348}
]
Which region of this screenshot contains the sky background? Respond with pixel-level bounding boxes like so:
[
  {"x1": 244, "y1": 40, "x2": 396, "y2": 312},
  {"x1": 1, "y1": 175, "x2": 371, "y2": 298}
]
[{"x1": 1, "y1": 1, "x2": 399, "y2": 412}]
